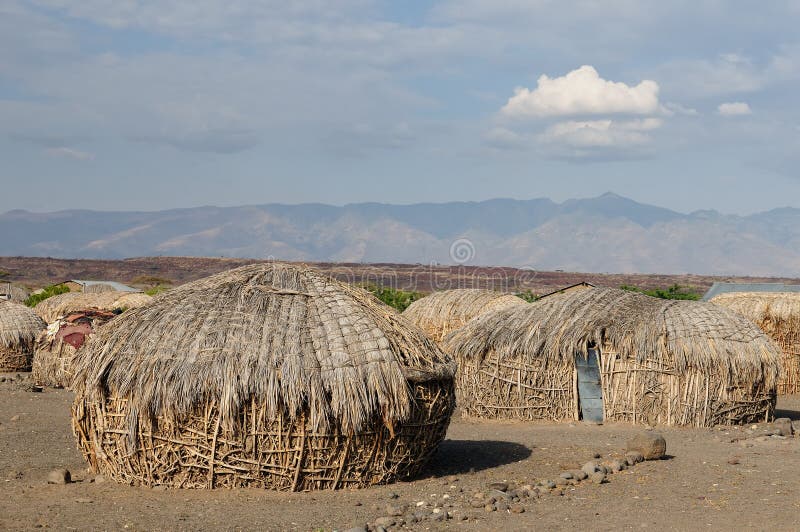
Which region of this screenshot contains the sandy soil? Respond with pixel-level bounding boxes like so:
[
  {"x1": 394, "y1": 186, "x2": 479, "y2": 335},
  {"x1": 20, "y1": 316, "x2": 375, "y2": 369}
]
[{"x1": 2, "y1": 377, "x2": 800, "y2": 531}]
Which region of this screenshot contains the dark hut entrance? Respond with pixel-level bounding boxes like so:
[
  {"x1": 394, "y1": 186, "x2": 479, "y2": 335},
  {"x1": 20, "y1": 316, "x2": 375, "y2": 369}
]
[{"x1": 576, "y1": 348, "x2": 604, "y2": 422}]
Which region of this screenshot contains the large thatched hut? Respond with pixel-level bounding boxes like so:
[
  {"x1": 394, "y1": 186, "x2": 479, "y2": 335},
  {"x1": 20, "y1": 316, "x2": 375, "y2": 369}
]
[
  {"x1": 711, "y1": 292, "x2": 800, "y2": 394},
  {"x1": 444, "y1": 287, "x2": 780, "y2": 427},
  {"x1": 71, "y1": 263, "x2": 456, "y2": 490},
  {"x1": 34, "y1": 291, "x2": 151, "y2": 323},
  {"x1": 402, "y1": 289, "x2": 526, "y2": 343},
  {"x1": 0, "y1": 299, "x2": 46, "y2": 372},
  {"x1": 32, "y1": 310, "x2": 117, "y2": 388}
]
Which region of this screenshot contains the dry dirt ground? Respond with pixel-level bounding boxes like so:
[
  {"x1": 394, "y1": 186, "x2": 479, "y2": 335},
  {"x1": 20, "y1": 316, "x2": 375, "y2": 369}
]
[{"x1": 2, "y1": 377, "x2": 800, "y2": 531}]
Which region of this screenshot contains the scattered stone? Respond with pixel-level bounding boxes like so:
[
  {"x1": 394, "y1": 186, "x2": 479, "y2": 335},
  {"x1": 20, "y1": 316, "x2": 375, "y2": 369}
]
[
  {"x1": 496, "y1": 501, "x2": 510, "y2": 512},
  {"x1": 626, "y1": 432, "x2": 667, "y2": 460},
  {"x1": 625, "y1": 451, "x2": 644, "y2": 466},
  {"x1": 431, "y1": 511, "x2": 446, "y2": 522},
  {"x1": 607, "y1": 460, "x2": 624, "y2": 472},
  {"x1": 374, "y1": 516, "x2": 396, "y2": 528},
  {"x1": 75, "y1": 498, "x2": 93, "y2": 504},
  {"x1": 510, "y1": 504, "x2": 525, "y2": 514},
  {"x1": 774, "y1": 418, "x2": 793, "y2": 437},
  {"x1": 387, "y1": 492, "x2": 399, "y2": 499},
  {"x1": 28, "y1": 385, "x2": 43, "y2": 393},
  {"x1": 470, "y1": 499, "x2": 485, "y2": 509},
  {"x1": 554, "y1": 477, "x2": 569, "y2": 487},
  {"x1": 353, "y1": 501, "x2": 362, "y2": 507},
  {"x1": 559, "y1": 471, "x2": 573, "y2": 480},
  {"x1": 593, "y1": 452, "x2": 602, "y2": 459},
  {"x1": 47, "y1": 469, "x2": 71, "y2": 485},
  {"x1": 386, "y1": 503, "x2": 406, "y2": 516},
  {"x1": 10, "y1": 415, "x2": 20, "y2": 422},
  {"x1": 489, "y1": 481, "x2": 508, "y2": 492},
  {"x1": 484, "y1": 503, "x2": 496, "y2": 512},
  {"x1": 582, "y1": 461, "x2": 599, "y2": 475},
  {"x1": 545, "y1": 480, "x2": 556, "y2": 489},
  {"x1": 344, "y1": 526, "x2": 367, "y2": 532},
  {"x1": 589, "y1": 472, "x2": 607, "y2": 484},
  {"x1": 727, "y1": 456, "x2": 740, "y2": 465},
  {"x1": 572, "y1": 470, "x2": 588, "y2": 481}
]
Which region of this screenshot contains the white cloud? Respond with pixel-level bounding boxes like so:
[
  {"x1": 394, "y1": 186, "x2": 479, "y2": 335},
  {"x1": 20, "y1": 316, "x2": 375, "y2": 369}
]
[
  {"x1": 539, "y1": 118, "x2": 663, "y2": 148},
  {"x1": 484, "y1": 127, "x2": 527, "y2": 150},
  {"x1": 500, "y1": 65, "x2": 660, "y2": 119},
  {"x1": 45, "y1": 146, "x2": 94, "y2": 160},
  {"x1": 717, "y1": 102, "x2": 752, "y2": 116},
  {"x1": 663, "y1": 102, "x2": 699, "y2": 116}
]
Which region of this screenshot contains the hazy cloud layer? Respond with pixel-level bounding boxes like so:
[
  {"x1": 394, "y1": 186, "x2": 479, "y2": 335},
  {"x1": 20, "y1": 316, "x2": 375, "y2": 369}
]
[{"x1": 1, "y1": 1, "x2": 799, "y2": 214}]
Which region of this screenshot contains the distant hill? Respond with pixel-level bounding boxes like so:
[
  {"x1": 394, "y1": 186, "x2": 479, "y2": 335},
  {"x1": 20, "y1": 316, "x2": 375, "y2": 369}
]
[{"x1": 2, "y1": 192, "x2": 800, "y2": 276}]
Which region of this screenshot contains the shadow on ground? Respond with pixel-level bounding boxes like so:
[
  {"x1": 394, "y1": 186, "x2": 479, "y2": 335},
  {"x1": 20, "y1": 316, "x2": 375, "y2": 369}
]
[
  {"x1": 421, "y1": 439, "x2": 531, "y2": 478},
  {"x1": 774, "y1": 408, "x2": 800, "y2": 420}
]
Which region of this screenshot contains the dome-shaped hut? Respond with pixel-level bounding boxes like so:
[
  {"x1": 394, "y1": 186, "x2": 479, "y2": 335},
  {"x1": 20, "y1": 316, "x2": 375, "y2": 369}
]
[
  {"x1": 444, "y1": 287, "x2": 780, "y2": 427},
  {"x1": 0, "y1": 299, "x2": 46, "y2": 372},
  {"x1": 32, "y1": 309, "x2": 118, "y2": 388},
  {"x1": 402, "y1": 289, "x2": 526, "y2": 343},
  {"x1": 711, "y1": 292, "x2": 800, "y2": 394},
  {"x1": 71, "y1": 263, "x2": 456, "y2": 490},
  {"x1": 34, "y1": 291, "x2": 151, "y2": 323}
]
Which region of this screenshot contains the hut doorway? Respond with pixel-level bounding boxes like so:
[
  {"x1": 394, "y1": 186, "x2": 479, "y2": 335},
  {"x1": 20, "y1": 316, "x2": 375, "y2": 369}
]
[{"x1": 576, "y1": 348, "x2": 604, "y2": 422}]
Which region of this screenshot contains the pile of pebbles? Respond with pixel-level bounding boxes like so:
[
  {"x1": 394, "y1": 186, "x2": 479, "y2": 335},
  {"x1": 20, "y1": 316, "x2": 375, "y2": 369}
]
[{"x1": 341, "y1": 432, "x2": 666, "y2": 531}]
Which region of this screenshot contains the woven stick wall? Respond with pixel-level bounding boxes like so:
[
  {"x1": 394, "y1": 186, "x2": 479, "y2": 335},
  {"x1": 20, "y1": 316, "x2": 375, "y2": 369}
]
[
  {"x1": 711, "y1": 292, "x2": 800, "y2": 394},
  {"x1": 34, "y1": 291, "x2": 151, "y2": 323},
  {"x1": 71, "y1": 263, "x2": 456, "y2": 490},
  {"x1": 0, "y1": 299, "x2": 46, "y2": 372},
  {"x1": 402, "y1": 289, "x2": 526, "y2": 343},
  {"x1": 444, "y1": 288, "x2": 780, "y2": 427}
]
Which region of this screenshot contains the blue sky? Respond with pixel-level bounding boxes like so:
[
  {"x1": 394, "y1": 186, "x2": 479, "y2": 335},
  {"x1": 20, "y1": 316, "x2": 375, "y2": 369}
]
[{"x1": 1, "y1": 1, "x2": 799, "y2": 214}]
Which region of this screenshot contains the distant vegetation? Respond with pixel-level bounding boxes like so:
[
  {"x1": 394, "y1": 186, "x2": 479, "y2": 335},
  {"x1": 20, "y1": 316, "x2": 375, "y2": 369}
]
[
  {"x1": 362, "y1": 284, "x2": 424, "y2": 312},
  {"x1": 24, "y1": 283, "x2": 70, "y2": 307},
  {"x1": 515, "y1": 289, "x2": 539, "y2": 302},
  {"x1": 0, "y1": 270, "x2": 9, "y2": 280},
  {"x1": 132, "y1": 275, "x2": 173, "y2": 296},
  {"x1": 620, "y1": 284, "x2": 701, "y2": 301}
]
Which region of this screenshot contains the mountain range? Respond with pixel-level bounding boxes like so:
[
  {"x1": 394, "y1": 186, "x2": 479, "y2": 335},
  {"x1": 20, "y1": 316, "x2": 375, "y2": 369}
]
[{"x1": 2, "y1": 193, "x2": 800, "y2": 276}]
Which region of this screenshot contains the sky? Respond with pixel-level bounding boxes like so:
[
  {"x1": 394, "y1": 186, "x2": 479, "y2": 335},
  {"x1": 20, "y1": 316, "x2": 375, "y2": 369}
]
[{"x1": 1, "y1": 0, "x2": 800, "y2": 215}]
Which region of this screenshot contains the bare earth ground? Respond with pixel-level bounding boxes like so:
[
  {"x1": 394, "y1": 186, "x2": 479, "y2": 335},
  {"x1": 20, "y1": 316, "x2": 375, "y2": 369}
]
[
  {"x1": 3, "y1": 256, "x2": 800, "y2": 295},
  {"x1": 2, "y1": 379, "x2": 800, "y2": 531}
]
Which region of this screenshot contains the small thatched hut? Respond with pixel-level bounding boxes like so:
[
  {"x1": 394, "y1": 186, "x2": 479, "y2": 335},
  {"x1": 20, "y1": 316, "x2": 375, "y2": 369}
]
[
  {"x1": 1, "y1": 282, "x2": 30, "y2": 303},
  {"x1": 402, "y1": 289, "x2": 526, "y2": 343},
  {"x1": 71, "y1": 263, "x2": 456, "y2": 490},
  {"x1": 444, "y1": 287, "x2": 780, "y2": 427},
  {"x1": 0, "y1": 299, "x2": 46, "y2": 372},
  {"x1": 32, "y1": 310, "x2": 118, "y2": 388},
  {"x1": 711, "y1": 292, "x2": 800, "y2": 394},
  {"x1": 34, "y1": 291, "x2": 151, "y2": 323}
]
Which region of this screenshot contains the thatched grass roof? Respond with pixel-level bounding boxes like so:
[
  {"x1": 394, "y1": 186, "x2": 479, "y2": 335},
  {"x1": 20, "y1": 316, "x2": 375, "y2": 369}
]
[
  {"x1": 402, "y1": 289, "x2": 526, "y2": 343},
  {"x1": 34, "y1": 291, "x2": 151, "y2": 323},
  {"x1": 72, "y1": 262, "x2": 456, "y2": 440},
  {"x1": 710, "y1": 292, "x2": 800, "y2": 321},
  {"x1": 444, "y1": 287, "x2": 781, "y2": 386},
  {"x1": 0, "y1": 299, "x2": 46, "y2": 350}
]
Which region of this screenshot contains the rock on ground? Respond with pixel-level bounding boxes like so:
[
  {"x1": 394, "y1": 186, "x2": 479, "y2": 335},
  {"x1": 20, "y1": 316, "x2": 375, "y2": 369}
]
[{"x1": 626, "y1": 432, "x2": 667, "y2": 460}]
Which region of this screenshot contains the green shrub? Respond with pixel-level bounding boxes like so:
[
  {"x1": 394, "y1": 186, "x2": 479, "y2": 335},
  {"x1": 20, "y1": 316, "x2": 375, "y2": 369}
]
[
  {"x1": 515, "y1": 289, "x2": 539, "y2": 302},
  {"x1": 620, "y1": 283, "x2": 701, "y2": 301},
  {"x1": 24, "y1": 284, "x2": 70, "y2": 307},
  {"x1": 361, "y1": 284, "x2": 424, "y2": 312}
]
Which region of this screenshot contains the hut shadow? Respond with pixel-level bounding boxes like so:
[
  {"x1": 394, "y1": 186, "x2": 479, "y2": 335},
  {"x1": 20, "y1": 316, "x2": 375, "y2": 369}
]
[
  {"x1": 420, "y1": 439, "x2": 532, "y2": 478},
  {"x1": 774, "y1": 408, "x2": 800, "y2": 420}
]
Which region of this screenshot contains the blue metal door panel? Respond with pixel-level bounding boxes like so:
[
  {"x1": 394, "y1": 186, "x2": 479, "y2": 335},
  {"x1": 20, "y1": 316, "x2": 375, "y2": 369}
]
[{"x1": 576, "y1": 348, "x2": 603, "y2": 422}]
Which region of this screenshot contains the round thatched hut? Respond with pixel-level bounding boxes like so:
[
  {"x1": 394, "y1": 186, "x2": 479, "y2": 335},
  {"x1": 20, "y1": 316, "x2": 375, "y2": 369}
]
[
  {"x1": 0, "y1": 299, "x2": 46, "y2": 372},
  {"x1": 444, "y1": 287, "x2": 780, "y2": 427},
  {"x1": 711, "y1": 292, "x2": 800, "y2": 394},
  {"x1": 71, "y1": 263, "x2": 456, "y2": 490},
  {"x1": 34, "y1": 291, "x2": 151, "y2": 323},
  {"x1": 402, "y1": 289, "x2": 526, "y2": 343},
  {"x1": 32, "y1": 310, "x2": 118, "y2": 388}
]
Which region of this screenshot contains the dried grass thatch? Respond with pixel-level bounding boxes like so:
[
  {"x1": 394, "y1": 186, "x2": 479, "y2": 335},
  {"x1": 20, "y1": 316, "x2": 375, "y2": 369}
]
[
  {"x1": 34, "y1": 291, "x2": 151, "y2": 323},
  {"x1": 2, "y1": 283, "x2": 30, "y2": 303},
  {"x1": 32, "y1": 310, "x2": 117, "y2": 388},
  {"x1": 402, "y1": 289, "x2": 526, "y2": 343},
  {"x1": 711, "y1": 292, "x2": 800, "y2": 394},
  {"x1": 71, "y1": 263, "x2": 456, "y2": 490},
  {"x1": 0, "y1": 299, "x2": 46, "y2": 372},
  {"x1": 444, "y1": 287, "x2": 780, "y2": 427}
]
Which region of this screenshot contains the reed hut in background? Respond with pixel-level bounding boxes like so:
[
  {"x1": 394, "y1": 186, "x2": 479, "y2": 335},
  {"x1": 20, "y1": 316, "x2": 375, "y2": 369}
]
[
  {"x1": 71, "y1": 263, "x2": 456, "y2": 490},
  {"x1": 32, "y1": 309, "x2": 117, "y2": 388},
  {"x1": 1, "y1": 283, "x2": 30, "y2": 304},
  {"x1": 34, "y1": 291, "x2": 151, "y2": 323},
  {"x1": 0, "y1": 299, "x2": 46, "y2": 372},
  {"x1": 402, "y1": 289, "x2": 526, "y2": 343},
  {"x1": 444, "y1": 287, "x2": 780, "y2": 427},
  {"x1": 711, "y1": 292, "x2": 800, "y2": 394}
]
